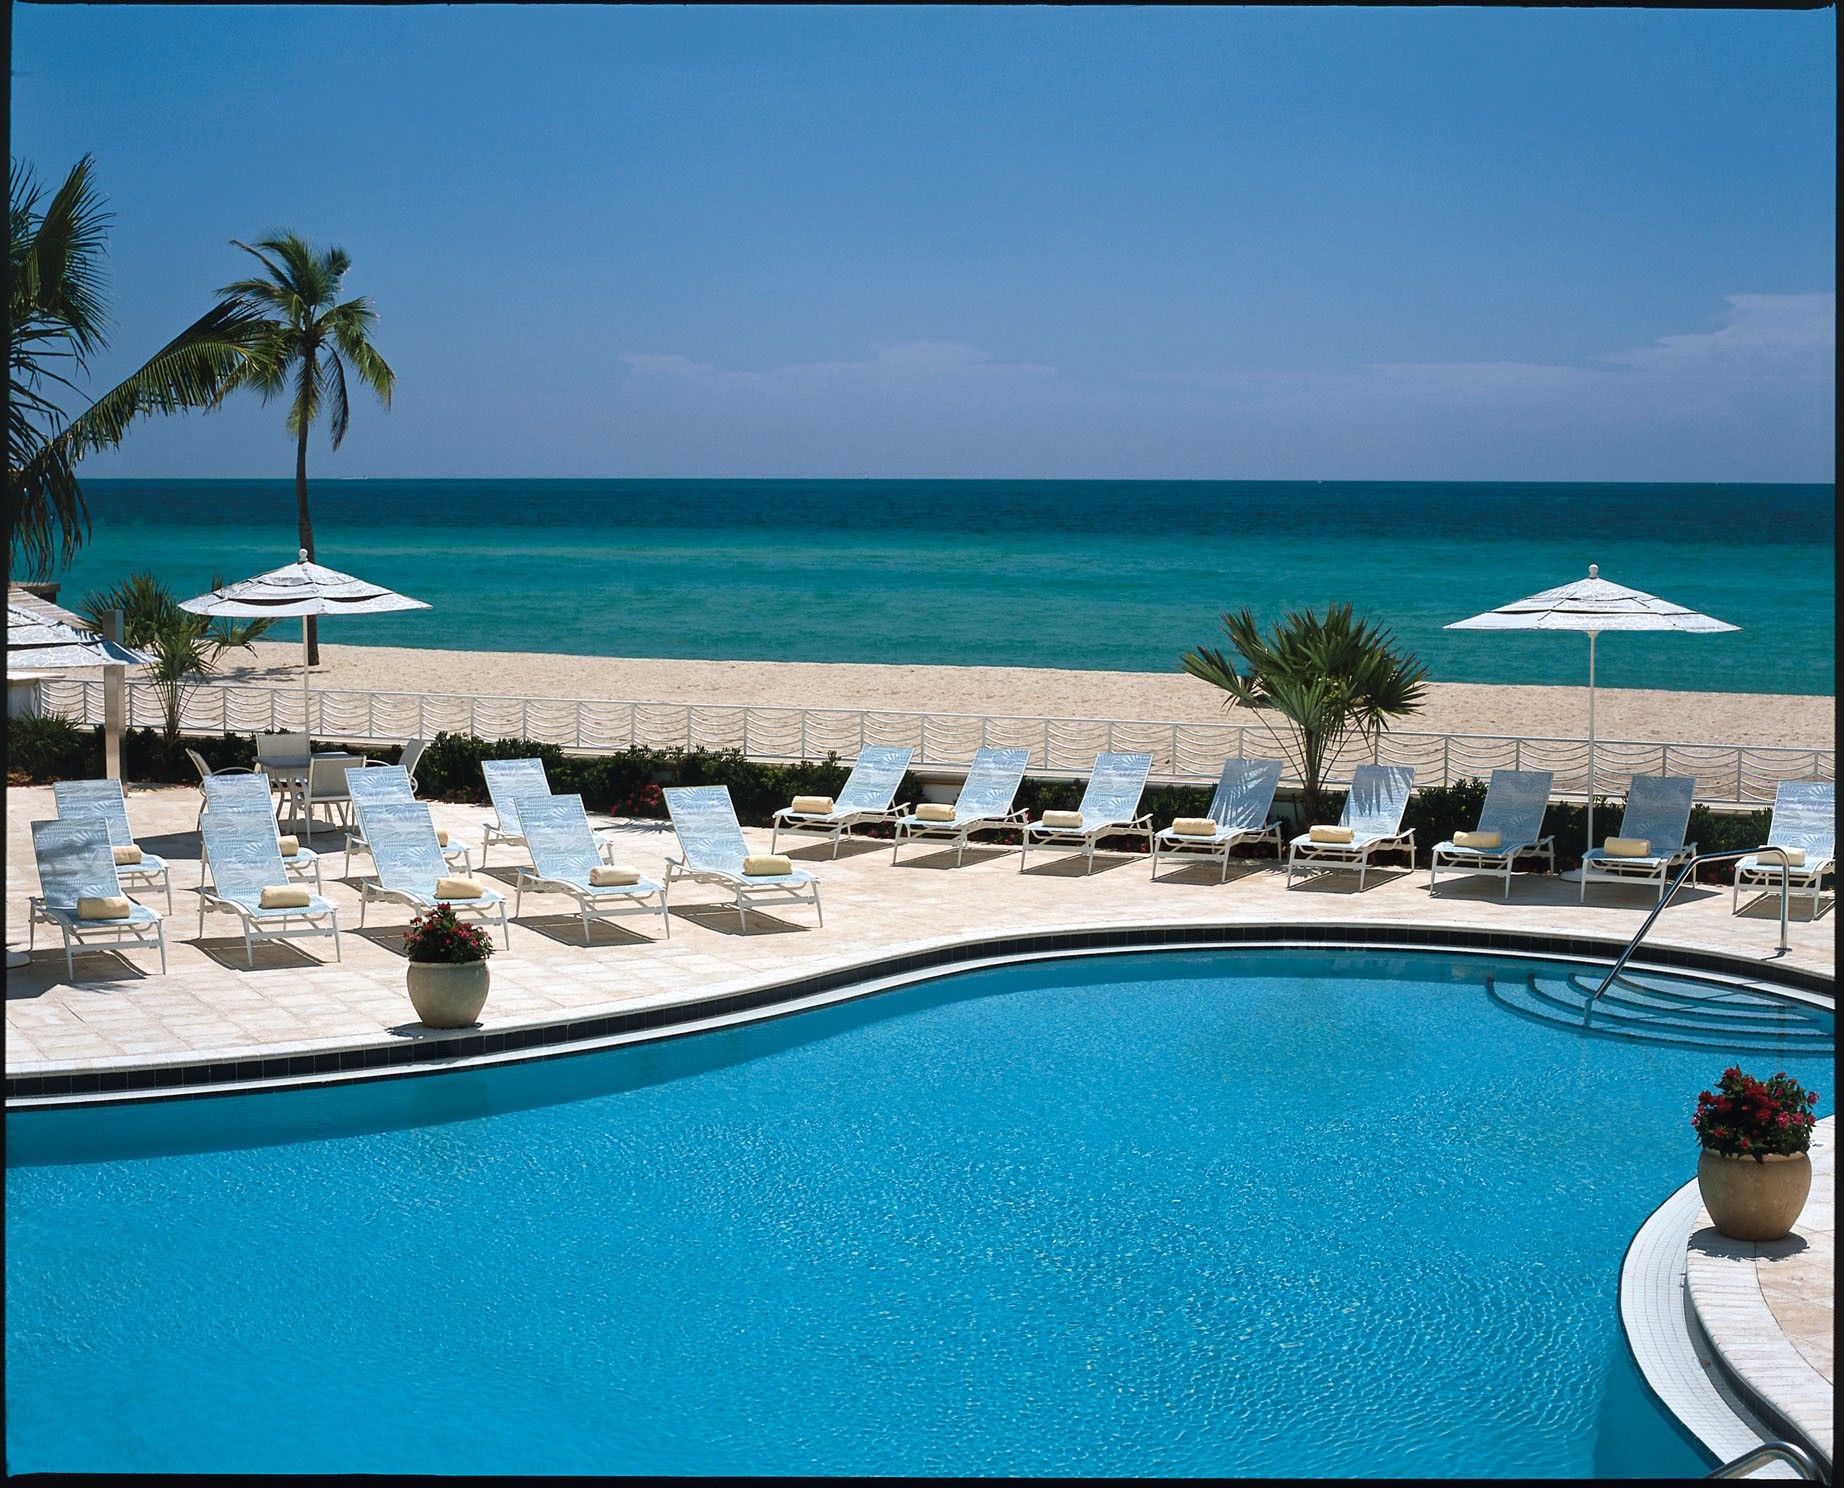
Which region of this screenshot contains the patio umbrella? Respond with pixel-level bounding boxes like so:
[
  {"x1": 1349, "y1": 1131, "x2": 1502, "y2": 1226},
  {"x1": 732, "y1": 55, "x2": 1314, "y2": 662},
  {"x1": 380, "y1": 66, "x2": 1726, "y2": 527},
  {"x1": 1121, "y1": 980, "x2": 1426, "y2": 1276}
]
[
  {"x1": 1445, "y1": 563, "x2": 1737, "y2": 853},
  {"x1": 178, "y1": 551, "x2": 429, "y2": 733},
  {"x1": 7, "y1": 602, "x2": 152, "y2": 671}
]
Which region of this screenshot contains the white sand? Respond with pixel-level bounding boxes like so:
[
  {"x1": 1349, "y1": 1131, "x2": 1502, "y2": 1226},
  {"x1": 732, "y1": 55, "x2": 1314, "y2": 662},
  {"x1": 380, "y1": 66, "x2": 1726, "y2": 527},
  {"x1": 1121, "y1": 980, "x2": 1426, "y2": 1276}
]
[{"x1": 209, "y1": 642, "x2": 1835, "y2": 749}]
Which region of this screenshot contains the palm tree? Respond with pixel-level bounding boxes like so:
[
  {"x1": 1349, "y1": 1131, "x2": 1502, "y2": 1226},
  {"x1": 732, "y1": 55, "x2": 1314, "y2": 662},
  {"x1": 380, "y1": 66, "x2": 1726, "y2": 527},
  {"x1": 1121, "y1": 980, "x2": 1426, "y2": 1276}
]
[
  {"x1": 8, "y1": 155, "x2": 271, "y2": 583},
  {"x1": 216, "y1": 232, "x2": 394, "y2": 664},
  {"x1": 1182, "y1": 604, "x2": 1429, "y2": 823}
]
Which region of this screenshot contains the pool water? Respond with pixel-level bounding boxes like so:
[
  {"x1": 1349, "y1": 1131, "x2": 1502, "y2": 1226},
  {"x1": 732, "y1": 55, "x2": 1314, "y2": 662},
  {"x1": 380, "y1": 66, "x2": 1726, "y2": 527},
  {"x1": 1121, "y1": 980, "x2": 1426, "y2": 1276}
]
[{"x1": 5, "y1": 950, "x2": 1832, "y2": 1476}]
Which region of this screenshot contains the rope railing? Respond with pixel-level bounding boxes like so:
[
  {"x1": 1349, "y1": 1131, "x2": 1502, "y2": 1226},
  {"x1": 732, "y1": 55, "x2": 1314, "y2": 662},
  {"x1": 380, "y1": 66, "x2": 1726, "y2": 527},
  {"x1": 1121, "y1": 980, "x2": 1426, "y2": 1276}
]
[{"x1": 34, "y1": 677, "x2": 1834, "y2": 806}]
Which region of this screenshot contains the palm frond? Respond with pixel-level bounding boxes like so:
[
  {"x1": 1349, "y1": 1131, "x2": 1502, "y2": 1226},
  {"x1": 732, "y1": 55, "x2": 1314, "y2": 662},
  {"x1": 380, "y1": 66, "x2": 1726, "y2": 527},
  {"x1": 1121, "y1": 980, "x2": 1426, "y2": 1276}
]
[{"x1": 320, "y1": 348, "x2": 350, "y2": 449}]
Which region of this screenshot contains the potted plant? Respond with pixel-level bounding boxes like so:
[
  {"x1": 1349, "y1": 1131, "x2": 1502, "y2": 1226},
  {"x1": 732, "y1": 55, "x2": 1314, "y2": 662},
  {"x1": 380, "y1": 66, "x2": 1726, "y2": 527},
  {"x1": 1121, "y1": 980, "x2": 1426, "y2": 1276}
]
[
  {"x1": 1691, "y1": 1067, "x2": 1820, "y2": 1242},
  {"x1": 402, "y1": 904, "x2": 495, "y2": 1028}
]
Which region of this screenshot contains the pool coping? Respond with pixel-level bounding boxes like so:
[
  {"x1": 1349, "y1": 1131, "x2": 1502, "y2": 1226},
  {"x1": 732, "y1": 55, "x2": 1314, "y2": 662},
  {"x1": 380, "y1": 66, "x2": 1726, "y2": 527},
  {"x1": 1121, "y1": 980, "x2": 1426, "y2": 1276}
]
[{"x1": 6, "y1": 919, "x2": 1832, "y2": 1109}]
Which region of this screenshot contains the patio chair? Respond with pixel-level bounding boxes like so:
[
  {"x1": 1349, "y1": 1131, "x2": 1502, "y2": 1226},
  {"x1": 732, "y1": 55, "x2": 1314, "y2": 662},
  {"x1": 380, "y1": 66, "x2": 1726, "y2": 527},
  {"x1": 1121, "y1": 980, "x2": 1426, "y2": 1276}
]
[
  {"x1": 1579, "y1": 775, "x2": 1697, "y2": 903},
  {"x1": 1150, "y1": 758, "x2": 1285, "y2": 882},
  {"x1": 343, "y1": 764, "x2": 472, "y2": 877},
  {"x1": 200, "y1": 771, "x2": 323, "y2": 890},
  {"x1": 1019, "y1": 752, "x2": 1154, "y2": 874},
  {"x1": 1428, "y1": 770, "x2": 1557, "y2": 898},
  {"x1": 514, "y1": 794, "x2": 670, "y2": 942},
  {"x1": 664, "y1": 784, "x2": 821, "y2": 929},
  {"x1": 52, "y1": 778, "x2": 173, "y2": 911},
  {"x1": 359, "y1": 798, "x2": 510, "y2": 946},
  {"x1": 187, "y1": 747, "x2": 252, "y2": 783},
  {"x1": 889, "y1": 747, "x2": 1032, "y2": 868},
  {"x1": 197, "y1": 809, "x2": 342, "y2": 967},
  {"x1": 1732, "y1": 780, "x2": 1834, "y2": 921},
  {"x1": 254, "y1": 731, "x2": 311, "y2": 822},
  {"x1": 769, "y1": 744, "x2": 915, "y2": 857},
  {"x1": 27, "y1": 818, "x2": 168, "y2": 978},
  {"x1": 1286, "y1": 764, "x2": 1417, "y2": 891},
  {"x1": 297, "y1": 752, "x2": 366, "y2": 838},
  {"x1": 399, "y1": 737, "x2": 430, "y2": 787}
]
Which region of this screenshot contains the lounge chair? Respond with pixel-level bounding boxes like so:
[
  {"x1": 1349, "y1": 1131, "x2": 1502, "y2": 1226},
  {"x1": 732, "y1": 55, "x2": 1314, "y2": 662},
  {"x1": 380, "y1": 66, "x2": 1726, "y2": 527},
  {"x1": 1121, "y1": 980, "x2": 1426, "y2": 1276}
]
[
  {"x1": 889, "y1": 747, "x2": 1032, "y2": 867},
  {"x1": 197, "y1": 809, "x2": 342, "y2": 967},
  {"x1": 1286, "y1": 764, "x2": 1417, "y2": 891},
  {"x1": 200, "y1": 771, "x2": 324, "y2": 890},
  {"x1": 514, "y1": 794, "x2": 670, "y2": 942},
  {"x1": 1579, "y1": 775, "x2": 1696, "y2": 903},
  {"x1": 1150, "y1": 758, "x2": 1285, "y2": 882},
  {"x1": 769, "y1": 745, "x2": 915, "y2": 857},
  {"x1": 1019, "y1": 752, "x2": 1154, "y2": 873},
  {"x1": 52, "y1": 778, "x2": 173, "y2": 911},
  {"x1": 1732, "y1": 780, "x2": 1834, "y2": 921},
  {"x1": 399, "y1": 737, "x2": 430, "y2": 787},
  {"x1": 1428, "y1": 770, "x2": 1557, "y2": 898},
  {"x1": 343, "y1": 764, "x2": 472, "y2": 877},
  {"x1": 358, "y1": 799, "x2": 511, "y2": 946},
  {"x1": 664, "y1": 784, "x2": 821, "y2": 928},
  {"x1": 480, "y1": 757, "x2": 621, "y2": 868},
  {"x1": 27, "y1": 818, "x2": 168, "y2": 978}
]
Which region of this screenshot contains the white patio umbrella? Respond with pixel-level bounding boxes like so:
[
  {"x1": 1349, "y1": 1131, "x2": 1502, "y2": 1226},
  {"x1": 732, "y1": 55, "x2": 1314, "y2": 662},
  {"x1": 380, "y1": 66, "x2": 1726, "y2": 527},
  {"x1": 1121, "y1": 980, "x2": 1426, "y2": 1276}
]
[
  {"x1": 1445, "y1": 563, "x2": 1738, "y2": 853},
  {"x1": 178, "y1": 551, "x2": 429, "y2": 732}
]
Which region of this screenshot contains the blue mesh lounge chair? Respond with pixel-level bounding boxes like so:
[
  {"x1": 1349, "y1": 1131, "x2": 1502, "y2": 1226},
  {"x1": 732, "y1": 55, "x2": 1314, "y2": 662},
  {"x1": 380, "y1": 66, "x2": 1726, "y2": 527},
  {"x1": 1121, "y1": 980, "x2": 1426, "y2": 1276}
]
[
  {"x1": 1019, "y1": 752, "x2": 1154, "y2": 874},
  {"x1": 1286, "y1": 764, "x2": 1417, "y2": 891},
  {"x1": 480, "y1": 758, "x2": 621, "y2": 868},
  {"x1": 28, "y1": 818, "x2": 168, "y2": 978},
  {"x1": 197, "y1": 810, "x2": 342, "y2": 967},
  {"x1": 201, "y1": 771, "x2": 323, "y2": 890},
  {"x1": 1150, "y1": 758, "x2": 1285, "y2": 882},
  {"x1": 344, "y1": 764, "x2": 472, "y2": 877},
  {"x1": 1428, "y1": 770, "x2": 1556, "y2": 898},
  {"x1": 52, "y1": 778, "x2": 172, "y2": 911},
  {"x1": 769, "y1": 745, "x2": 915, "y2": 857},
  {"x1": 360, "y1": 799, "x2": 510, "y2": 946},
  {"x1": 1579, "y1": 775, "x2": 1696, "y2": 903},
  {"x1": 888, "y1": 747, "x2": 1032, "y2": 868},
  {"x1": 514, "y1": 794, "x2": 670, "y2": 942},
  {"x1": 1732, "y1": 780, "x2": 1834, "y2": 921},
  {"x1": 664, "y1": 785, "x2": 821, "y2": 929}
]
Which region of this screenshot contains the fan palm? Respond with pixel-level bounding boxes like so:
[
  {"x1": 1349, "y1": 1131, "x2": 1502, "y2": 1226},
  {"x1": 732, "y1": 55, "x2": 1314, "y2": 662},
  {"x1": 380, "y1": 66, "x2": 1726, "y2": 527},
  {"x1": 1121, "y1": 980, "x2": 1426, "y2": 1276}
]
[
  {"x1": 1182, "y1": 604, "x2": 1428, "y2": 823},
  {"x1": 215, "y1": 232, "x2": 394, "y2": 664},
  {"x1": 8, "y1": 155, "x2": 272, "y2": 582}
]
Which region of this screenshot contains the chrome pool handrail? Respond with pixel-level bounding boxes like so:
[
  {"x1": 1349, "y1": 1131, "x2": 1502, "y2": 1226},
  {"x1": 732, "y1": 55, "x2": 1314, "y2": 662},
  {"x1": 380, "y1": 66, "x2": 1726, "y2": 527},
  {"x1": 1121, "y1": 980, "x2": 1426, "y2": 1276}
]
[
  {"x1": 1593, "y1": 849, "x2": 1793, "y2": 1000},
  {"x1": 1706, "y1": 1438, "x2": 1828, "y2": 1481}
]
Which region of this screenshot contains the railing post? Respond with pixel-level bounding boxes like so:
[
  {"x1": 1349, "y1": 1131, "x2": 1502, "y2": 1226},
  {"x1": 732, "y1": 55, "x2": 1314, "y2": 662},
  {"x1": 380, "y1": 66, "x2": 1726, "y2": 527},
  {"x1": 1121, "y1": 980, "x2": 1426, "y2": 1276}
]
[
  {"x1": 270, "y1": 689, "x2": 278, "y2": 732},
  {"x1": 1442, "y1": 734, "x2": 1451, "y2": 786},
  {"x1": 574, "y1": 701, "x2": 583, "y2": 749},
  {"x1": 1513, "y1": 737, "x2": 1521, "y2": 772},
  {"x1": 468, "y1": 697, "x2": 477, "y2": 739},
  {"x1": 1734, "y1": 750, "x2": 1744, "y2": 803},
  {"x1": 799, "y1": 711, "x2": 808, "y2": 760},
  {"x1": 1172, "y1": 723, "x2": 1180, "y2": 773},
  {"x1": 743, "y1": 710, "x2": 752, "y2": 757},
  {"x1": 1042, "y1": 718, "x2": 1051, "y2": 769}
]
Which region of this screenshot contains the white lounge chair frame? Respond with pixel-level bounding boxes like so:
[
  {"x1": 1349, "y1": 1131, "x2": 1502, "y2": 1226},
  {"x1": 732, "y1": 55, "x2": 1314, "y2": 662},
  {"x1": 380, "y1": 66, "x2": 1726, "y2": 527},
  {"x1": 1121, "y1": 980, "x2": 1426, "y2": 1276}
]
[
  {"x1": 27, "y1": 818, "x2": 168, "y2": 978},
  {"x1": 513, "y1": 794, "x2": 670, "y2": 942},
  {"x1": 1151, "y1": 758, "x2": 1285, "y2": 882},
  {"x1": 769, "y1": 745, "x2": 915, "y2": 857},
  {"x1": 1019, "y1": 752, "x2": 1154, "y2": 874},
  {"x1": 1428, "y1": 770, "x2": 1557, "y2": 898},
  {"x1": 197, "y1": 810, "x2": 342, "y2": 967},
  {"x1": 889, "y1": 747, "x2": 1032, "y2": 867},
  {"x1": 52, "y1": 778, "x2": 173, "y2": 911},
  {"x1": 200, "y1": 771, "x2": 323, "y2": 890},
  {"x1": 480, "y1": 758, "x2": 620, "y2": 868},
  {"x1": 664, "y1": 785, "x2": 822, "y2": 929},
  {"x1": 1733, "y1": 780, "x2": 1833, "y2": 921},
  {"x1": 359, "y1": 799, "x2": 511, "y2": 947},
  {"x1": 343, "y1": 764, "x2": 472, "y2": 877},
  {"x1": 1286, "y1": 764, "x2": 1417, "y2": 891},
  {"x1": 1579, "y1": 775, "x2": 1697, "y2": 903}
]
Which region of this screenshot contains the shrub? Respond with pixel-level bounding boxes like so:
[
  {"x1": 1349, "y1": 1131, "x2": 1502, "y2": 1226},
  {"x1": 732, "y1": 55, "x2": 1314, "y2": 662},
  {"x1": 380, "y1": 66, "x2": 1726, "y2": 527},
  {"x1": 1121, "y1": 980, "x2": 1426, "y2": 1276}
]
[
  {"x1": 5, "y1": 713, "x2": 101, "y2": 782},
  {"x1": 414, "y1": 732, "x2": 567, "y2": 802},
  {"x1": 402, "y1": 903, "x2": 496, "y2": 963},
  {"x1": 1692, "y1": 1067, "x2": 1820, "y2": 1160}
]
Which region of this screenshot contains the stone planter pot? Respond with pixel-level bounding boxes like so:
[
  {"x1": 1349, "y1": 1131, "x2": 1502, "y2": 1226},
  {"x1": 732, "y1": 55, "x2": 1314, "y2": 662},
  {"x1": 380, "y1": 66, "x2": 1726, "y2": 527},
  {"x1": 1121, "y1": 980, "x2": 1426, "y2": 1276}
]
[
  {"x1": 1697, "y1": 1149, "x2": 1812, "y2": 1242},
  {"x1": 406, "y1": 959, "x2": 490, "y2": 1029}
]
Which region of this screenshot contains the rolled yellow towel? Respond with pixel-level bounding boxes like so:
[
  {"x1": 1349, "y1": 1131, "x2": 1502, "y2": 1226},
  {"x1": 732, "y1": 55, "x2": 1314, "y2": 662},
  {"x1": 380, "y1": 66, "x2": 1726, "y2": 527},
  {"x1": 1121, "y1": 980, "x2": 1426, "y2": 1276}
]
[
  {"x1": 915, "y1": 803, "x2": 956, "y2": 822},
  {"x1": 436, "y1": 829, "x2": 450, "y2": 847},
  {"x1": 1041, "y1": 809, "x2": 1084, "y2": 829},
  {"x1": 76, "y1": 895, "x2": 132, "y2": 921},
  {"x1": 111, "y1": 844, "x2": 143, "y2": 866},
  {"x1": 790, "y1": 795, "x2": 835, "y2": 815},
  {"x1": 1171, "y1": 817, "x2": 1219, "y2": 837},
  {"x1": 259, "y1": 885, "x2": 311, "y2": 909},
  {"x1": 590, "y1": 865, "x2": 641, "y2": 887},
  {"x1": 1757, "y1": 846, "x2": 1807, "y2": 867},
  {"x1": 436, "y1": 876, "x2": 486, "y2": 899},
  {"x1": 277, "y1": 835, "x2": 300, "y2": 857},
  {"x1": 1309, "y1": 825, "x2": 1354, "y2": 844},
  {"x1": 1453, "y1": 830, "x2": 1501, "y2": 850},
  {"x1": 742, "y1": 854, "x2": 793, "y2": 877},
  {"x1": 1602, "y1": 837, "x2": 1651, "y2": 858}
]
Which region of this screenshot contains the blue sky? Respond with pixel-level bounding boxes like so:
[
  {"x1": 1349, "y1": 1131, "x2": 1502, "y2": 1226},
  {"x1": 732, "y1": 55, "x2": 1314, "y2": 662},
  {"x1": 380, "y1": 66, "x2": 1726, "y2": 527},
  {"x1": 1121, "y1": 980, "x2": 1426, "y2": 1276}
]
[{"x1": 12, "y1": 4, "x2": 1836, "y2": 482}]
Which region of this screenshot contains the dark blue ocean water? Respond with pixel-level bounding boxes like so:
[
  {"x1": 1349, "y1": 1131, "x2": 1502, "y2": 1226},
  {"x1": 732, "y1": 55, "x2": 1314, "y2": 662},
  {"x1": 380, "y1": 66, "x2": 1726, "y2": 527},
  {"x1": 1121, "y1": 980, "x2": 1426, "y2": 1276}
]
[{"x1": 58, "y1": 479, "x2": 1835, "y2": 693}]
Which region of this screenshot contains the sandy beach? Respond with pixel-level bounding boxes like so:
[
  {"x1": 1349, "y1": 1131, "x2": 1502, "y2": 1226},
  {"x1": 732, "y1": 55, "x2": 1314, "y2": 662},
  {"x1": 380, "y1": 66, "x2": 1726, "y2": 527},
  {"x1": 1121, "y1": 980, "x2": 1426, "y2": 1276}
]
[{"x1": 209, "y1": 642, "x2": 1836, "y2": 749}]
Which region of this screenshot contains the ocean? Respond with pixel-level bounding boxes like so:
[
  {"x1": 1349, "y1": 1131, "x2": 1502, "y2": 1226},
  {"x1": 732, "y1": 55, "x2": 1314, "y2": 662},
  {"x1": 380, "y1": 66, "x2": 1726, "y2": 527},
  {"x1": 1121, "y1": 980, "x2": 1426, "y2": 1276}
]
[{"x1": 53, "y1": 479, "x2": 1836, "y2": 695}]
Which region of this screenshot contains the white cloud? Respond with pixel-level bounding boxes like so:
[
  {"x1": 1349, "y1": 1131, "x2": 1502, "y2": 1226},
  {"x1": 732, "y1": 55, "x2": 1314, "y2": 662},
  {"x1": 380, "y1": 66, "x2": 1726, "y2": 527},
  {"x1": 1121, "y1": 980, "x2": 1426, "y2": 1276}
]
[
  {"x1": 1605, "y1": 292, "x2": 1834, "y2": 374},
  {"x1": 621, "y1": 340, "x2": 1056, "y2": 395}
]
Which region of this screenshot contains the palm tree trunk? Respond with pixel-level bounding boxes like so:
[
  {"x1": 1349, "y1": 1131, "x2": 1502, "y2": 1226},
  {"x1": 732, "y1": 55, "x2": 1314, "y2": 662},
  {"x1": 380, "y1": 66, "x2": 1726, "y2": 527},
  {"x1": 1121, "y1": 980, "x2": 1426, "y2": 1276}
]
[{"x1": 295, "y1": 412, "x2": 317, "y2": 664}]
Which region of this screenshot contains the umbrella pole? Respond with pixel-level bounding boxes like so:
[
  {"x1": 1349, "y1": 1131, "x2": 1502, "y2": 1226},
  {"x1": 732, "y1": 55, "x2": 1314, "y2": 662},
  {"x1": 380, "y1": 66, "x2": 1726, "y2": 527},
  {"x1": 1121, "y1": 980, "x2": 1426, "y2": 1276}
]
[
  {"x1": 1586, "y1": 630, "x2": 1597, "y2": 852},
  {"x1": 302, "y1": 616, "x2": 312, "y2": 740}
]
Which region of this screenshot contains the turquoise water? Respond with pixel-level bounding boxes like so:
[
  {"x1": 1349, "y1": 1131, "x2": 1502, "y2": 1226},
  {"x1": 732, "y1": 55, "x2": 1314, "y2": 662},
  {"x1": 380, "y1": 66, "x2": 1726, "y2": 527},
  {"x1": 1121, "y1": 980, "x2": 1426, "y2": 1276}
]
[
  {"x1": 55, "y1": 478, "x2": 1836, "y2": 694},
  {"x1": 6, "y1": 948, "x2": 1832, "y2": 1476}
]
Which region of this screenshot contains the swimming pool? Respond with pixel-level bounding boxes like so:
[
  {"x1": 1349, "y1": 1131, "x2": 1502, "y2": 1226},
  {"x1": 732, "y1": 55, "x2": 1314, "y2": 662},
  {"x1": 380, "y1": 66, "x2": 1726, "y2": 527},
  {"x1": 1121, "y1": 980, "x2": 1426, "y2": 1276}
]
[{"x1": 5, "y1": 948, "x2": 1832, "y2": 1476}]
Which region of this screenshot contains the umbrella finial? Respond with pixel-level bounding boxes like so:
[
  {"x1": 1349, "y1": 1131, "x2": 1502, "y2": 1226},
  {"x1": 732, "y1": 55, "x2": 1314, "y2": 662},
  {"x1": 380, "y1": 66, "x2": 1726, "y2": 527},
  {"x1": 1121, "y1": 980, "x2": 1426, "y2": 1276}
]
[
  {"x1": 299, "y1": 548, "x2": 309, "y2": 563},
  {"x1": 1588, "y1": 563, "x2": 1598, "y2": 578}
]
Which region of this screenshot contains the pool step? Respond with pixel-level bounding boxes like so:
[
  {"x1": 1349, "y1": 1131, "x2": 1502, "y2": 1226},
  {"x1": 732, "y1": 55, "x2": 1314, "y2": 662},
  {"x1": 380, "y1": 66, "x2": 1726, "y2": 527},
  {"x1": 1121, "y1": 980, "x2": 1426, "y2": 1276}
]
[{"x1": 1486, "y1": 973, "x2": 1834, "y2": 1056}]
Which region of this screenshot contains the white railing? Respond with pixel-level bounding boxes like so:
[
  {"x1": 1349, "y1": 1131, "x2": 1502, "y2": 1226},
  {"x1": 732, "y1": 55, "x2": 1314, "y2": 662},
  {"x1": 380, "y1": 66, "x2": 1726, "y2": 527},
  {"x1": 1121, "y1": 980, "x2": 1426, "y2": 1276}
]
[{"x1": 35, "y1": 678, "x2": 1834, "y2": 806}]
